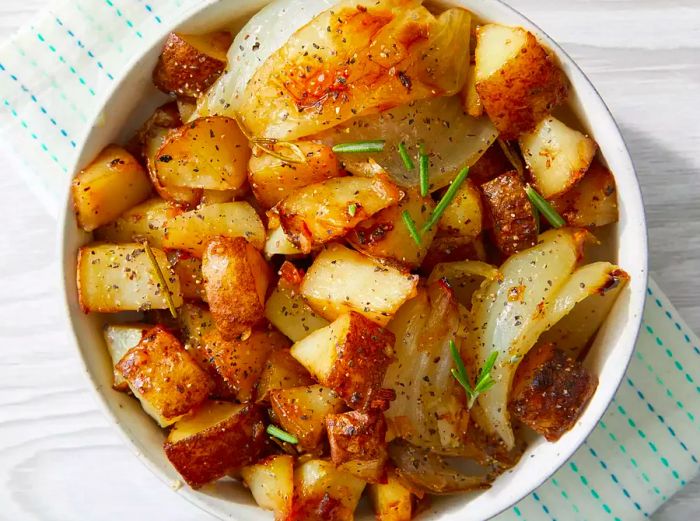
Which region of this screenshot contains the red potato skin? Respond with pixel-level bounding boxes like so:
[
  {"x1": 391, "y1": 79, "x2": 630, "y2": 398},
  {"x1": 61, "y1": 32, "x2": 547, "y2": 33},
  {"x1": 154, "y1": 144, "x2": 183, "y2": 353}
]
[{"x1": 469, "y1": 143, "x2": 514, "y2": 186}]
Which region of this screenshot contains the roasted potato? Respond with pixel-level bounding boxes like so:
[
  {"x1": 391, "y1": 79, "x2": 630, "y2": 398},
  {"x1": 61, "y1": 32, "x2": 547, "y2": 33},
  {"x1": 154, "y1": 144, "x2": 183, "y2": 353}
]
[
  {"x1": 94, "y1": 198, "x2": 179, "y2": 247},
  {"x1": 202, "y1": 237, "x2": 271, "y2": 339},
  {"x1": 348, "y1": 189, "x2": 437, "y2": 268},
  {"x1": 480, "y1": 171, "x2": 538, "y2": 255},
  {"x1": 420, "y1": 235, "x2": 487, "y2": 275},
  {"x1": 461, "y1": 59, "x2": 483, "y2": 118},
  {"x1": 276, "y1": 175, "x2": 402, "y2": 253},
  {"x1": 116, "y1": 326, "x2": 213, "y2": 426},
  {"x1": 475, "y1": 24, "x2": 568, "y2": 139},
  {"x1": 154, "y1": 116, "x2": 250, "y2": 191},
  {"x1": 164, "y1": 401, "x2": 266, "y2": 488},
  {"x1": 326, "y1": 410, "x2": 388, "y2": 483},
  {"x1": 300, "y1": 243, "x2": 418, "y2": 326},
  {"x1": 291, "y1": 312, "x2": 395, "y2": 410},
  {"x1": 249, "y1": 141, "x2": 343, "y2": 209},
  {"x1": 369, "y1": 469, "x2": 415, "y2": 521},
  {"x1": 241, "y1": 455, "x2": 295, "y2": 520},
  {"x1": 519, "y1": 116, "x2": 597, "y2": 198},
  {"x1": 289, "y1": 459, "x2": 366, "y2": 521},
  {"x1": 256, "y1": 349, "x2": 314, "y2": 404},
  {"x1": 509, "y1": 342, "x2": 598, "y2": 441},
  {"x1": 169, "y1": 252, "x2": 206, "y2": 301},
  {"x1": 77, "y1": 243, "x2": 183, "y2": 313},
  {"x1": 153, "y1": 31, "x2": 232, "y2": 98},
  {"x1": 163, "y1": 202, "x2": 266, "y2": 255},
  {"x1": 103, "y1": 323, "x2": 149, "y2": 391},
  {"x1": 270, "y1": 385, "x2": 345, "y2": 452},
  {"x1": 436, "y1": 179, "x2": 483, "y2": 240},
  {"x1": 264, "y1": 225, "x2": 303, "y2": 258},
  {"x1": 71, "y1": 145, "x2": 152, "y2": 231},
  {"x1": 468, "y1": 142, "x2": 513, "y2": 186}
]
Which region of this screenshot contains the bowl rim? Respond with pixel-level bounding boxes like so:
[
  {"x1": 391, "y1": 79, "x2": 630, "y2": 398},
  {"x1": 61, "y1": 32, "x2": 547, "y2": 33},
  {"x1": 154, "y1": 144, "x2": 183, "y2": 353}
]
[{"x1": 58, "y1": 0, "x2": 649, "y2": 519}]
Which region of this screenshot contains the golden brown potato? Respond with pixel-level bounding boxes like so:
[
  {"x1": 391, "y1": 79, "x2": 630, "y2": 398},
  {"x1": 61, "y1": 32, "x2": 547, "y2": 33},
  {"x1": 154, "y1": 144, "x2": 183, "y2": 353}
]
[
  {"x1": 94, "y1": 198, "x2": 179, "y2": 247},
  {"x1": 480, "y1": 171, "x2": 538, "y2": 255},
  {"x1": 300, "y1": 243, "x2": 418, "y2": 326},
  {"x1": 116, "y1": 326, "x2": 213, "y2": 426},
  {"x1": 164, "y1": 401, "x2": 266, "y2": 488},
  {"x1": 153, "y1": 31, "x2": 232, "y2": 98},
  {"x1": 291, "y1": 312, "x2": 395, "y2": 410},
  {"x1": 169, "y1": 252, "x2": 205, "y2": 301},
  {"x1": 289, "y1": 459, "x2": 366, "y2": 521},
  {"x1": 257, "y1": 349, "x2": 314, "y2": 404},
  {"x1": 103, "y1": 323, "x2": 149, "y2": 392},
  {"x1": 436, "y1": 179, "x2": 483, "y2": 240},
  {"x1": 509, "y1": 342, "x2": 598, "y2": 441},
  {"x1": 519, "y1": 116, "x2": 597, "y2": 198},
  {"x1": 369, "y1": 469, "x2": 415, "y2": 521},
  {"x1": 550, "y1": 159, "x2": 618, "y2": 228},
  {"x1": 348, "y1": 189, "x2": 436, "y2": 268},
  {"x1": 420, "y1": 235, "x2": 487, "y2": 275},
  {"x1": 249, "y1": 141, "x2": 343, "y2": 209},
  {"x1": 77, "y1": 243, "x2": 183, "y2": 313},
  {"x1": 475, "y1": 24, "x2": 568, "y2": 139},
  {"x1": 468, "y1": 142, "x2": 513, "y2": 186},
  {"x1": 155, "y1": 116, "x2": 250, "y2": 191},
  {"x1": 276, "y1": 175, "x2": 402, "y2": 253},
  {"x1": 241, "y1": 455, "x2": 294, "y2": 521},
  {"x1": 270, "y1": 385, "x2": 345, "y2": 452},
  {"x1": 72, "y1": 145, "x2": 152, "y2": 232},
  {"x1": 326, "y1": 410, "x2": 388, "y2": 483},
  {"x1": 163, "y1": 202, "x2": 266, "y2": 255},
  {"x1": 202, "y1": 237, "x2": 271, "y2": 339}
]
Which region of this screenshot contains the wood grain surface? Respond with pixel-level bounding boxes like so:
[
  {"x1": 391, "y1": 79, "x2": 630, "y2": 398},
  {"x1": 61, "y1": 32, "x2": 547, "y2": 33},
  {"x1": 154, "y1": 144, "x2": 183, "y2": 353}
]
[{"x1": 0, "y1": 1, "x2": 698, "y2": 519}]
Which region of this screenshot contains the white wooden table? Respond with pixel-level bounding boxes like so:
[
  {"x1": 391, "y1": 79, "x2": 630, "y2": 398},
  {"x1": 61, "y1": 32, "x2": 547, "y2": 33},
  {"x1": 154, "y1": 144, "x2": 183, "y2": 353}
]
[{"x1": 1, "y1": 1, "x2": 698, "y2": 519}]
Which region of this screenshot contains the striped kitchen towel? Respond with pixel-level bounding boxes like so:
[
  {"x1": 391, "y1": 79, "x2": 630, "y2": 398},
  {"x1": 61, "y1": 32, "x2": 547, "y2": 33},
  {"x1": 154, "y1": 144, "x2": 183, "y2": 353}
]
[{"x1": 1, "y1": 1, "x2": 698, "y2": 519}]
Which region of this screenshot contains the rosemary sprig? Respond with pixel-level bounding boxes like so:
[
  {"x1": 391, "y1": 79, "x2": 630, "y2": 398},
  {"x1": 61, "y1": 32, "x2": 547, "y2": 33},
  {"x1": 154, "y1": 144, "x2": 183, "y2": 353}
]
[
  {"x1": 398, "y1": 142, "x2": 415, "y2": 171},
  {"x1": 525, "y1": 184, "x2": 566, "y2": 228},
  {"x1": 332, "y1": 140, "x2": 385, "y2": 153},
  {"x1": 266, "y1": 424, "x2": 298, "y2": 444},
  {"x1": 401, "y1": 210, "x2": 422, "y2": 246},
  {"x1": 142, "y1": 240, "x2": 178, "y2": 319},
  {"x1": 450, "y1": 339, "x2": 498, "y2": 409},
  {"x1": 421, "y1": 166, "x2": 470, "y2": 233},
  {"x1": 419, "y1": 144, "x2": 430, "y2": 197}
]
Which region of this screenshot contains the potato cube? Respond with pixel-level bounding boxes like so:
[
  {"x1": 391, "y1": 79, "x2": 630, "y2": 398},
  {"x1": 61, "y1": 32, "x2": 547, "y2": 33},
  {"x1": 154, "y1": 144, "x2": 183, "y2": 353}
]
[
  {"x1": 290, "y1": 460, "x2": 366, "y2": 521},
  {"x1": 291, "y1": 312, "x2": 395, "y2": 410},
  {"x1": 163, "y1": 202, "x2": 266, "y2": 255},
  {"x1": 241, "y1": 455, "x2": 294, "y2": 520},
  {"x1": 480, "y1": 171, "x2": 538, "y2": 256},
  {"x1": 326, "y1": 411, "x2": 388, "y2": 483},
  {"x1": 116, "y1": 326, "x2": 213, "y2": 426},
  {"x1": 276, "y1": 175, "x2": 402, "y2": 253},
  {"x1": 300, "y1": 243, "x2": 418, "y2": 326},
  {"x1": 72, "y1": 145, "x2": 152, "y2": 231},
  {"x1": 103, "y1": 323, "x2": 149, "y2": 391},
  {"x1": 270, "y1": 385, "x2": 345, "y2": 452},
  {"x1": 519, "y1": 116, "x2": 597, "y2": 198},
  {"x1": 436, "y1": 179, "x2": 483, "y2": 240},
  {"x1": 369, "y1": 469, "x2": 414, "y2": 521},
  {"x1": 475, "y1": 24, "x2": 568, "y2": 139},
  {"x1": 77, "y1": 243, "x2": 183, "y2": 313},
  {"x1": 164, "y1": 401, "x2": 266, "y2": 488},
  {"x1": 94, "y1": 198, "x2": 179, "y2": 248},
  {"x1": 153, "y1": 31, "x2": 232, "y2": 98},
  {"x1": 509, "y1": 342, "x2": 598, "y2": 441},
  {"x1": 257, "y1": 349, "x2": 314, "y2": 404},
  {"x1": 202, "y1": 237, "x2": 271, "y2": 339},
  {"x1": 169, "y1": 253, "x2": 206, "y2": 301},
  {"x1": 249, "y1": 141, "x2": 343, "y2": 209}
]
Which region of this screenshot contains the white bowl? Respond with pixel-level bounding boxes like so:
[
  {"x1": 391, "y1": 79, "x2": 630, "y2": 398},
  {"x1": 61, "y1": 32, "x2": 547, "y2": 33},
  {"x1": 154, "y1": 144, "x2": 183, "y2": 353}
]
[{"x1": 60, "y1": 1, "x2": 648, "y2": 519}]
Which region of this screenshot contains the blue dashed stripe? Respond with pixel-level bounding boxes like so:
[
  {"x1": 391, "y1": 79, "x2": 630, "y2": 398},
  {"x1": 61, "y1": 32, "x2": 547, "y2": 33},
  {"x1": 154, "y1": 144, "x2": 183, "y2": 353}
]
[{"x1": 54, "y1": 17, "x2": 115, "y2": 80}]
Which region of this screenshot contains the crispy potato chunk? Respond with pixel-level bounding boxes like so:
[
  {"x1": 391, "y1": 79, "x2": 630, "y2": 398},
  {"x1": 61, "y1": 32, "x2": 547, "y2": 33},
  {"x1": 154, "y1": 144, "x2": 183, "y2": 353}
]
[
  {"x1": 326, "y1": 410, "x2": 388, "y2": 483},
  {"x1": 163, "y1": 202, "x2": 266, "y2": 255},
  {"x1": 270, "y1": 385, "x2": 345, "y2": 452},
  {"x1": 155, "y1": 116, "x2": 250, "y2": 191},
  {"x1": 164, "y1": 401, "x2": 265, "y2": 488},
  {"x1": 291, "y1": 312, "x2": 395, "y2": 410},
  {"x1": 249, "y1": 142, "x2": 343, "y2": 209},
  {"x1": 77, "y1": 243, "x2": 183, "y2": 313},
  {"x1": 289, "y1": 459, "x2": 366, "y2": 521},
  {"x1": 475, "y1": 25, "x2": 568, "y2": 139},
  {"x1": 551, "y1": 159, "x2": 618, "y2": 228},
  {"x1": 72, "y1": 145, "x2": 152, "y2": 231},
  {"x1": 480, "y1": 171, "x2": 538, "y2": 255},
  {"x1": 153, "y1": 31, "x2": 232, "y2": 98},
  {"x1": 369, "y1": 469, "x2": 414, "y2": 521},
  {"x1": 257, "y1": 349, "x2": 314, "y2": 404},
  {"x1": 509, "y1": 342, "x2": 598, "y2": 441},
  {"x1": 276, "y1": 175, "x2": 402, "y2": 253},
  {"x1": 116, "y1": 326, "x2": 213, "y2": 426},
  {"x1": 103, "y1": 323, "x2": 149, "y2": 392},
  {"x1": 519, "y1": 116, "x2": 597, "y2": 198},
  {"x1": 436, "y1": 179, "x2": 483, "y2": 240},
  {"x1": 241, "y1": 455, "x2": 294, "y2": 521},
  {"x1": 94, "y1": 198, "x2": 179, "y2": 248},
  {"x1": 348, "y1": 189, "x2": 436, "y2": 268},
  {"x1": 202, "y1": 237, "x2": 271, "y2": 339},
  {"x1": 301, "y1": 243, "x2": 418, "y2": 326},
  {"x1": 169, "y1": 252, "x2": 205, "y2": 301}
]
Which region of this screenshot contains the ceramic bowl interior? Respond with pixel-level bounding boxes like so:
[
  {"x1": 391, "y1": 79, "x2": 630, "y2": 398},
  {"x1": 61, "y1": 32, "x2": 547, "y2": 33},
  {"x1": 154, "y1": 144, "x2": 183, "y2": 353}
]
[{"x1": 60, "y1": 1, "x2": 648, "y2": 519}]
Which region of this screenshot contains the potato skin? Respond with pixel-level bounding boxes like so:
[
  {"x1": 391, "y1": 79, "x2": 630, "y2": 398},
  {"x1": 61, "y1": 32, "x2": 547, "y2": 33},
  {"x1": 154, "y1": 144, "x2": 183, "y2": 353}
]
[
  {"x1": 163, "y1": 402, "x2": 266, "y2": 488},
  {"x1": 202, "y1": 237, "x2": 271, "y2": 339},
  {"x1": 480, "y1": 170, "x2": 538, "y2": 256},
  {"x1": 466, "y1": 143, "x2": 513, "y2": 186},
  {"x1": 509, "y1": 342, "x2": 598, "y2": 441}
]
